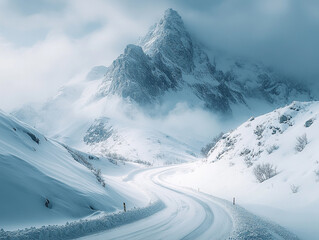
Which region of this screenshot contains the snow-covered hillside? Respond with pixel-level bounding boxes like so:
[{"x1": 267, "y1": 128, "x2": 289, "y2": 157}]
[
  {"x1": 0, "y1": 110, "x2": 147, "y2": 230},
  {"x1": 168, "y1": 101, "x2": 319, "y2": 239},
  {"x1": 81, "y1": 117, "x2": 198, "y2": 166},
  {"x1": 13, "y1": 77, "x2": 200, "y2": 166}
]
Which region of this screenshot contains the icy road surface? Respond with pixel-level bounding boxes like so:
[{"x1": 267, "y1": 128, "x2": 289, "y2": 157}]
[{"x1": 80, "y1": 164, "x2": 299, "y2": 240}]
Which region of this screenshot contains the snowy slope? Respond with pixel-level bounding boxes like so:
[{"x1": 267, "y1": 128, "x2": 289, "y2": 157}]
[
  {"x1": 81, "y1": 117, "x2": 198, "y2": 166},
  {"x1": 13, "y1": 77, "x2": 200, "y2": 166},
  {"x1": 167, "y1": 101, "x2": 319, "y2": 239},
  {"x1": 0, "y1": 110, "x2": 147, "y2": 230}
]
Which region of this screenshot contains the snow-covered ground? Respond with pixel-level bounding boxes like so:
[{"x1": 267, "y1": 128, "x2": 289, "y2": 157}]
[
  {"x1": 1, "y1": 164, "x2": 299, "y2": 240},
  {"x1": 1, "y1": 101, "x2": 318, "y2": 239},
  {"x1": 1, "y1": 6, "x2": 317, "y2": 240},
  {"x1": 0, "y1": 110, "x2": 149, "y2": 231},
  {"x1": 167, "y1": 101, "x2": 319, "y2": 239}
]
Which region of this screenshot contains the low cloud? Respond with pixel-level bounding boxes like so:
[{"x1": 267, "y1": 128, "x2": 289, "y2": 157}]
[{"x1": 100, "y1": 99, "x2": 226, "y2": 148}]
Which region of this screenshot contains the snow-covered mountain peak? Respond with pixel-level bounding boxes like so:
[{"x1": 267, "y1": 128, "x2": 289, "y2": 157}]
[
  {"x1": 162, "y1": 8, "x2": 183, "y2": 24},
  {"x1": 139, "y1": 8, "x2": 194, "y2": 73},
  {"x1": 93, "y1": 8, "x2": 313, "y2": 114}
]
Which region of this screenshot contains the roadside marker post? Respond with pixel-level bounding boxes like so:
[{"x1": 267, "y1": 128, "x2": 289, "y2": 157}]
[
  {"x1": 123, "y1": 202, "x2": 126, "y2": 212},
  {"x1": 233, "y1": 197, "x2": 235, "y2": 205}
]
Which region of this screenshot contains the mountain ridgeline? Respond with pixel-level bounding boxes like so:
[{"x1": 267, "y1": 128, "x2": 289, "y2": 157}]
[{"x1": 95, "y1": 8, "x2": 311, "y2": 114}]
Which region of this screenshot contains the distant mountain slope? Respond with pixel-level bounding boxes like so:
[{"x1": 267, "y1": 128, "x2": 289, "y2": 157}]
[
  {"x1": 82, "y1": 117, "x2": 198, "y2": 166},
  {"x1": 0, "y1": 110, "x2": 130, "y2": 229}
]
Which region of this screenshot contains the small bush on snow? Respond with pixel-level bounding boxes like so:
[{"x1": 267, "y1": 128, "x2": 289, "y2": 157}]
[
  {"x1": 295, "y1": 134, "x2": 308, "y2": 152},
  {"x1": 266, "y1": 145, "x2": 279, "y2": 154},
  {"x1": 290, "y1": 184, "x2": 300, "y2": 193},
  {"x1": 254, "y1": 125, "x2": 265, "y2": 139},
  {"x1": 244, "y1": 156, "x2": 253, "y2": 168},
  {"x1": 240, "y1": 148, "x2": 251, "y2": 156},
  {"x1": 229, "y1": 161, "x2": 235, "y2": 167},
  {"x1": 253, "y1": 163, "x2": 277, "y2": 183}
]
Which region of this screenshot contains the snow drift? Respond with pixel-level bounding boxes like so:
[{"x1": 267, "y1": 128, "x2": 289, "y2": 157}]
[{"x1": 0, "y1": 110, "x2": 125, "y2": 230}]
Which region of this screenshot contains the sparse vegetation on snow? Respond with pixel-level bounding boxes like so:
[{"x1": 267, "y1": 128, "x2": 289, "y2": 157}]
[
  {"x1": 290, "y1": 184, "x2": 300, "y2": 193},
  {"x1": 253, "y1": 163, "x2": 277, "y2": 183},
  {"x1": 266, "y1": 145, "x2": 279, "y2": 154},
  {"x1": 167, "y1": 101, "x2": 319, "y2": 239},
  {"x1": 295, "y1": 134, "x2": 308, "y2": 152}
]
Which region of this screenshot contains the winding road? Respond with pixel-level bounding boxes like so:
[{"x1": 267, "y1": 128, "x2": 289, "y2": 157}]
[{"x1": 80, "y1": 165, "x2": 299, "y2": 240}]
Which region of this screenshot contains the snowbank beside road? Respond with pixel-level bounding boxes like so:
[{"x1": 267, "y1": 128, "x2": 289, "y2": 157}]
[{"x1": 0, "y1": 201, "x2": 164, "y2": 240}]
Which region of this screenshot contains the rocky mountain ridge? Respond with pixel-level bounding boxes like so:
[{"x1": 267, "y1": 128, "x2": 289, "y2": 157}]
[{"x1": 95, "y1": 8, "x2": 312, "y2": 114}]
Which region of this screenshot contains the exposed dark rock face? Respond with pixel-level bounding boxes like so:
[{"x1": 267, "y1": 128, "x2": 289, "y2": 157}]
[
  {"x1": 304, "y1": 118, "x2": 314, "y2": 128},
  {"x1": 84, "y1": 118, "x2": 113, "y2": 145},
  {"x1": 93, "y1": 8, "x2": 312, "y2": 113},
  {"x1": 25, "y1": 131, "x2": 40, "y2": 144}
]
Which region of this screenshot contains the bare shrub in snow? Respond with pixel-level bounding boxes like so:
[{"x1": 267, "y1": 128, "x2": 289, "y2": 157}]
[
  {"x1": 105, "y1": 152, "x2": 127, "y2": 161},
  {"x1": 134, "y1": 159, "x2": 152, "y2": 166},
  {"x1": 266, "y1": 145, "x2": 279, "y2": 154},
  {"x1": 108, "y1": 158, "x2": 118, "y2": 165},
  {"x1": 254, "y1": 125, "x2": 265, "y2": 139},
  {"x1": 240, "y1": 148, "x2": 251, "y2": 156},
  {"x1": 253, "y1": 163, "x2": 277, "y2": 183},
  {"x1": 63, "y1": 145, "x2": 106, "y2": 187},
  {"x1": 229, "y1": 161, "x2": 235, "y2": 167},
  {"x1": 295, "y1": 134, "x2": 308, "y2": 152},
  {"x1": 225, "y1": 136, "x2": 236, "y2": 148},
  {"x1": 104, "y1": 152, "x2": 151, "y2": 166},
  {"x1": 290, "y1": 184, "x2": 300, "y2": 193},
  {"x1": 216, "y1": 150, "x2": 225, "y2": 160},
  {"x1": 315, "y1": 170, "x2": 319, "y2": 182},
  {"x1": 94, "y1": 169, "x2": 105, "y2": 187},
  {"x1": 244, "y1": 156, "x2": 253, "y2": 168}
]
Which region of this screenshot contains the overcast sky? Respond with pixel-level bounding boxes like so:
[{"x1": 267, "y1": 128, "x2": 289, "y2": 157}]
[{"x1": 0, "y1": 0, "x2": 318, "y2": 111}]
